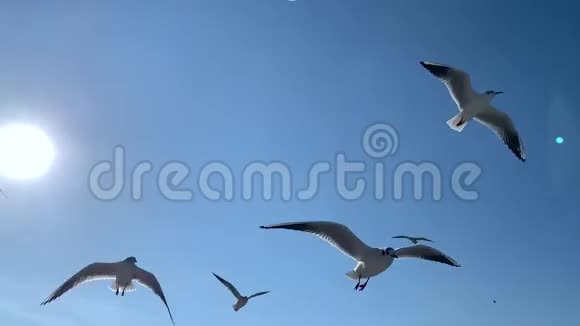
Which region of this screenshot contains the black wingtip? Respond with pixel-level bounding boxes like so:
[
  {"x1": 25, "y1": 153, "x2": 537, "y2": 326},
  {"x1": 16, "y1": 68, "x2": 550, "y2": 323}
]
[
  {"x1": 419, "y1": 61, "x2": 452, "y2": 79},
  {"x1": 512, "y1": 151, "x2": 526, "y2": 162},
  {"x1": 514, "y1": 147, "x2": 526, "y2": 162},
  {"x1": 259, "y1": 225, "x2": 267, "y2": 229},
  {"x1": 420, "y1": 61, "x2": 433, "y2": 71},
  {"x1": 420, "y1": 61, "x2": 435, "y2": 69}
]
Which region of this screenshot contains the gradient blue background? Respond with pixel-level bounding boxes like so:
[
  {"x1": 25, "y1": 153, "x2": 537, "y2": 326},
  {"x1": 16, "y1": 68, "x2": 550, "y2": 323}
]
[{"x1": 0, "y1": 1, "x2": 578, "y2": 325}]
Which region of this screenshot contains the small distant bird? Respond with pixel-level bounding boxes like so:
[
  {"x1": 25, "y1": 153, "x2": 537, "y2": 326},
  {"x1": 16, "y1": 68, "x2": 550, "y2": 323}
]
[
  {"x1": 493, "y1": 299, "x2": 497, "y2": 303},
  {"x1": 0, "y1": 188, "x2": 6, "y2": 198},
  {"x1": 212, "y1": 273, "x2": 270, "y2": 311},
  {"x1": 260, "y1": 221, "x2": 460, "y2": 291},
  {"x1": 392, "y1": 235, "x2": 434, "y2": 244},
  {"x1": 420, "y1": 61, "x2": 526, "y2": 162},
  {"x1": 41, "y1": 257, "x2": 175, "y2": 325}
]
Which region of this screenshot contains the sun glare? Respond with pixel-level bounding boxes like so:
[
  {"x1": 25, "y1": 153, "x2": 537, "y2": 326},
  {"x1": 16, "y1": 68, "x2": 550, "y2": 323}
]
[{"x1": 0, "y1": 124, "x2": 55, "y2": 180}]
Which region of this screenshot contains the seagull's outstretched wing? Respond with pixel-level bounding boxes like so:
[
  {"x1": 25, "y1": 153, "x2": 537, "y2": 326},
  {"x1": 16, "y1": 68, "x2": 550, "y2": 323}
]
[
  {"x1": 475, "y1": 106, "x2": 526, "y2": 162},
  {"x1": 392, "y1": 235, "x2": 417, "y2": 244},
  {"x1": 247, "y1": 291, "x2": 270, "y2": 300},
  {"x1": 260, "y1": 221, "x2": 373, "y2": 261},
  {"x1": 420, "y1": 61, "x2": 477, "y2": 109},
  {"x1": 212, "y1": 273, "x2": 242, "y2": 299},
  {"x1": 394, "y1": 245, "x2": 460, "y2": 267},
  {"x1": 41, "y1": 262, "x2": 117, "y2": 305},
  {"x1": 134, "y1": 267, "x2": 175, "y2": 325}
]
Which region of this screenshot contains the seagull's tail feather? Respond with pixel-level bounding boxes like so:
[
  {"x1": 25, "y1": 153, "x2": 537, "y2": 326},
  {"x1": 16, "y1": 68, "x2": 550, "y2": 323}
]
[
  {"x1": 108, "y1": 281, "x2": 136, "y2": 293},
  {"x1": 345, "y1": 261, "x2": 365, "y2": 280},
  {"x1": 447, "y1": 112, "x2": 468, "y2": 132},
  {"x1": 108, "y1": 281, "x2": 118, "y2": 292},
  {"x1": 123, "y1": 282, "x2": 136, "y2": 293},
  {"x1": 345, "y1": 270, "x2": 359, "y2": 280}
]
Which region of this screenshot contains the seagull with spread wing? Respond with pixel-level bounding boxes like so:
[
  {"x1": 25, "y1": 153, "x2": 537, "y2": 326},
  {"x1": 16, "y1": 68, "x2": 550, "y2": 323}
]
[
  {"x1": 260, "y1": 221, "x2": 460, "y2": 291},
  {"x1": 420, "y1": 61, "x2": 526, "y2": 162},
  {"x1": 212, "y1": 272, "x2": 270, "y2": 311},
  {"x1": 392, "y1": 235, "x2": 434, "y2": 244},
  {"x1": 41, "y1": 256, "x2": 175, "y2": 325}
]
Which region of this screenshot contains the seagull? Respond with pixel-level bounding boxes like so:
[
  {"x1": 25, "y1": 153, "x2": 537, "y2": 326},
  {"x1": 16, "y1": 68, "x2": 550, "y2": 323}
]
[
  {"x1": 392, "y1": 235, "x2": 434, "y2": 244},
  {"x1": 259, "y1": 221, "x2": 460, "y2": 291},
  {"x1": 41, "y1": 257, "x2": 175, "y2": 325},
  {"x1": 212, "y1": 272, "x2": 270, "y2": 311},
  {"x1": 0, "y1": 188, "x2": 6, "y2": 198},
  {"x1": 420, "y1": 61, "x2": 526, "y2": 162}
]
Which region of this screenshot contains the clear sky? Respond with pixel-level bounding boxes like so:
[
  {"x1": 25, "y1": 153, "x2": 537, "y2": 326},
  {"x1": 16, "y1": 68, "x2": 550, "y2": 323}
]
[{"x1": 0, "y1": 1, "x2": 579, "y2": 325}]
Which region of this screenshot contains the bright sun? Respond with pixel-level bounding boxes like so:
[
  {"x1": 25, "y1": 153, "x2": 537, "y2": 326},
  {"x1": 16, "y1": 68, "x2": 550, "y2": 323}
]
[{"x1": 0, "y1": 124, "x2": 55, "y2": 180}]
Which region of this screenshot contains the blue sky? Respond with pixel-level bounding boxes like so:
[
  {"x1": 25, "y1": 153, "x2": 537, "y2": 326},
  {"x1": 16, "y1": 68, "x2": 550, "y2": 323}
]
[{"x1": 0, "y1": 1, "x2": 579, "y2": 325}]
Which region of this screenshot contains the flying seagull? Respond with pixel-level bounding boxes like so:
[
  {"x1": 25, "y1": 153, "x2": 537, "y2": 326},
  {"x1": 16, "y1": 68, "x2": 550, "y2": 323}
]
[
  {"x1": 212, "y1": 272, "x2": 270, "y2": 311},
  {"x1": 41, "y1": 257, "x2": 175, "y2": 325},
  {"x1": 392, "y1": 235, "x2": 434, "y2": 244},
  {"x1": 420, "y1": 61, "x2": 526, "y2": 162},
  {"x1": 0, "y1": 187, "x2": 6, "y2": 198},
  {"x1": 260, "y1": 221, "x2": 460, "y2": 291}
]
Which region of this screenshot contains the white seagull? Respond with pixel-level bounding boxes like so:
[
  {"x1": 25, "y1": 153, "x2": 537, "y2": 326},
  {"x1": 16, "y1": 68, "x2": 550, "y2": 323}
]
[
  {"x1": 41, "y1": 257, "x2": 175, "y2": 325},
  {"x1": 392, "y1": 235, "x2": 434, "y2": 244},
  {"x1": 260, "y1": 221, "x2": 460, "y2": 291},
  {"x1": 212, "y1": 272, "x2": 270, "y2": 311},
  {"x1": 420, "y1": 61, "x2": 526, "y2": 162}
]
